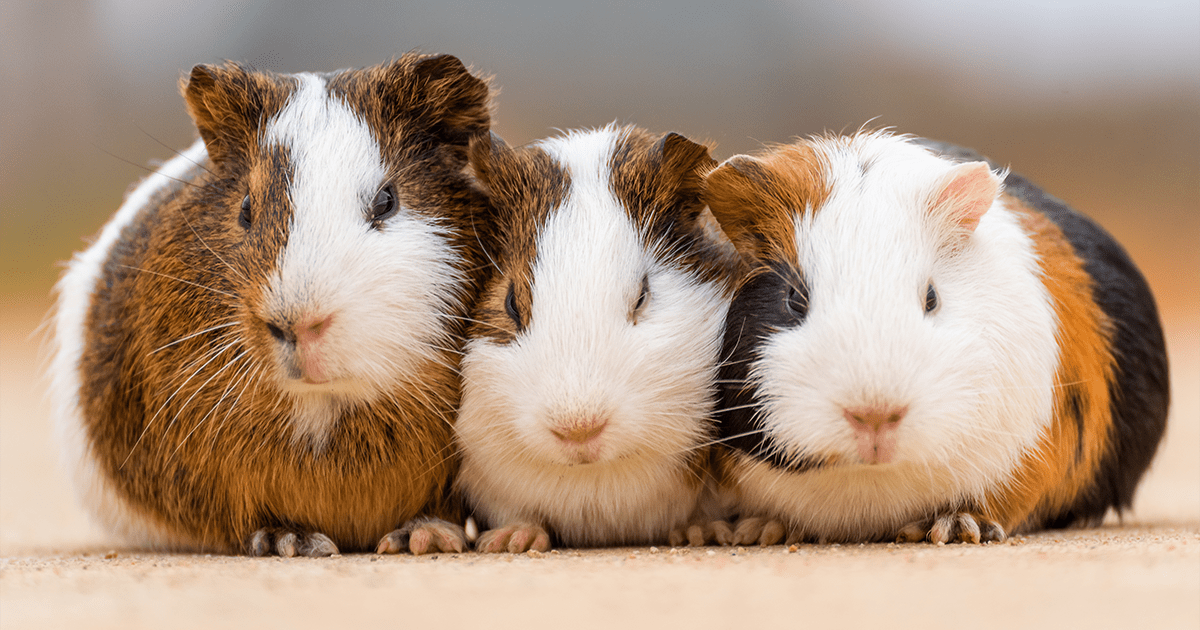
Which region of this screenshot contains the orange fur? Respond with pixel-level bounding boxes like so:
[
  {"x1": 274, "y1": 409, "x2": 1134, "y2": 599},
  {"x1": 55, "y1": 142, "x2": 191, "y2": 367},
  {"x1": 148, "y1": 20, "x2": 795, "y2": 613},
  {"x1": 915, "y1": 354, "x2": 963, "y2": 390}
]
[
  {"x1": 704, "y1": 142, "x2": 829, "y2": 266},
  {"x1": 980, "y1": 198, "x2": 1116, "y2": 532}
]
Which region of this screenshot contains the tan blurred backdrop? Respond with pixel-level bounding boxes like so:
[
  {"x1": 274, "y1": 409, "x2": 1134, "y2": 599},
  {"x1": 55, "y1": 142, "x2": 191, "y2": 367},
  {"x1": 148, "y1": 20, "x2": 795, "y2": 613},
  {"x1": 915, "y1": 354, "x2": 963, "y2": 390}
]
[{"x1": 1, "y1": 0, "x2": 1197, "y2": 553}]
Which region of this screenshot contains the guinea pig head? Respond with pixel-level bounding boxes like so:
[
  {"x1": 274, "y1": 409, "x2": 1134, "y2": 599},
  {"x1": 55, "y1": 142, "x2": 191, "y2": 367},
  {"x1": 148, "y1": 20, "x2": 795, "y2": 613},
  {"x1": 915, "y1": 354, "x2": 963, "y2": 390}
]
[
  {"x1": 179, "y1": 55, "x2": 490, "y2": 444},
  {"x1": 707, "y1": 133, "x2": 1055, "y2": 489},
  {"x1": 460, "y1": 126, "x2": 735, "y2": 468}
]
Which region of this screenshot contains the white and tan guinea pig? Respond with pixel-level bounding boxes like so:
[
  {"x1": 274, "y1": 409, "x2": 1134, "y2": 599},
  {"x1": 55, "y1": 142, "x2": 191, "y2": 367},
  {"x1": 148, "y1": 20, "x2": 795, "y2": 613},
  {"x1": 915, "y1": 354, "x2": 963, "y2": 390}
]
[
  {"x1": 455, "y1": 124, "x2": 742, "y2": 552},
  {"x1": 704, "y1": 131, "x2": 1169, "y2": 544},
  {"x1": 49, "y1": 54, "x2": 494, "y2": 556}
]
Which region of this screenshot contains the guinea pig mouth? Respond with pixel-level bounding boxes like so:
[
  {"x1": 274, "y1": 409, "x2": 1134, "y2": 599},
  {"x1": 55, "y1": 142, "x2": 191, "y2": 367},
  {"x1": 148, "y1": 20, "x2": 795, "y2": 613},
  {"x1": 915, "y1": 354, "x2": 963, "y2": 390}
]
[
  {"x1": 555, "y1": 438, "x2": 607, "y2": 465},
  {"x1": 546, "y1": 415, "x2": 610, "y2": 464}
]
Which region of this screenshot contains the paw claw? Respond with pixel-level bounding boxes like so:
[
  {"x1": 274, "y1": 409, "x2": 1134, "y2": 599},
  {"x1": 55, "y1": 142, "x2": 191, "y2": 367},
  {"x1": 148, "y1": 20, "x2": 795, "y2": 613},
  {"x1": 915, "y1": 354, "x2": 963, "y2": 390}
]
[
  {"x1": 377, "y1": 517, "x2": 467, "y2": 556},
  {"x1": 476, "y1": 524, "x2": 551, "y2": 553},
  {"x1": 247, "y1": 528, "x2": 338, "y2": 557},
  {"x1": 897, "y1": 511, "x2": 1004, "y2": 545},
  {"x1": 711, "y1": 521, "x2": 736, "y2": 546},
  {"x1": 732, "y1": 516, "x2": 786, "y2": 546}
]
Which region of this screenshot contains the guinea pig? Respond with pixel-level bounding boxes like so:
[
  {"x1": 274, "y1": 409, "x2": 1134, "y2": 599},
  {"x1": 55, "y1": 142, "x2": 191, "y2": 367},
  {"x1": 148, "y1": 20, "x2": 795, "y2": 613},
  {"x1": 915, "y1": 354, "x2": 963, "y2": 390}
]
[
  {"x1": 704, "y1": 130, "x2": 1169, "y2": 544},
  {"x1": 48, "y1": 54, "x2": 493, "y2": 556},
  {"x1": 455, "y1": 125, "x2": 742, "y2": 552}
]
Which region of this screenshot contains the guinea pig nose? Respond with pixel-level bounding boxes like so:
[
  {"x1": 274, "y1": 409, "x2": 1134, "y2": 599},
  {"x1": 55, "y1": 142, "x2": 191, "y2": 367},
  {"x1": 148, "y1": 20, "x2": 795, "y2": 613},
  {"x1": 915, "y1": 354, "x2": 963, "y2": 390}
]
[
  {"x1": 265, "y1": 320, "x2": 296, "y2": 344},
  {"x1": 295, "y1": 315, "x2": 334, "y2": 346},
  {"x1": 844, "y1": 406, "x2": 907, "y2": 432},
  {"x1": 551, "y1": 418, "x2": 608, "y2": 444}
]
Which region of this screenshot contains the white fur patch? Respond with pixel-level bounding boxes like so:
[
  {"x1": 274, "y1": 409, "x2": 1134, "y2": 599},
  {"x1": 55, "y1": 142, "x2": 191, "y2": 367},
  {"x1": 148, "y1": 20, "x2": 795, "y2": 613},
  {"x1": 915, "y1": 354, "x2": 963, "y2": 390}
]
[
  {"x1": 262, "y1": 74, "x2": 464, "y2": 445},
  {"x1": 455, "y1": 127, "x2": 730, "y2": 545},
  {"x1": 741, "y1": 133, "x2": 1059, "y2": 538},
  {"x1": 50, "y1": 139, "x2": 211, "y2": 550}
]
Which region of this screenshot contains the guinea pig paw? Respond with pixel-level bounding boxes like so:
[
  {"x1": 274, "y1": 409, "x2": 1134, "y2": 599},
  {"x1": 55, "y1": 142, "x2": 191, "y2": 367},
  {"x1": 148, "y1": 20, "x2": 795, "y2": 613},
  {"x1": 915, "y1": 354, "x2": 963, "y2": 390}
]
[
  {"x1": 247, "y1": 528, "x2": 338, "y2": 557},
  {"x1": 897, "y1": 512, "x2": 1007, "y2": 545},
  {"x1": 474, "y1": 524, "x2": 551, "y2": 553},
  {"x1": 376, "y1": 517, "x2": 467, "y2": 555},
  {"x1": 668, "y1": 520, "x2": 732, "y2": 547},
  {"x1": 731, "y1": 516, "x2": 786, "y2": 546}
]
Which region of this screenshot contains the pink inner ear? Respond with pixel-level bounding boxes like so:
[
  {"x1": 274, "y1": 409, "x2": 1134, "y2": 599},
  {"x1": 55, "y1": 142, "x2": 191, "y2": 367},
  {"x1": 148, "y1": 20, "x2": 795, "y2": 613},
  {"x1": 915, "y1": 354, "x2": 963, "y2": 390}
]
[{"x1": 934, "y1": 161, "x2": 999, "y2": 233}]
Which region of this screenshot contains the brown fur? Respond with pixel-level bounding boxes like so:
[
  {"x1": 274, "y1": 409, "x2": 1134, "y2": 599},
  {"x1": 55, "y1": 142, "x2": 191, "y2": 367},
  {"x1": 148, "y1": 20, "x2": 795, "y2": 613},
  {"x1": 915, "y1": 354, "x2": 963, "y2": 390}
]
[
  {"x1": 73, "y1": 54, "x2": 492, "y2": 553},
  {"x1": 468, "y1": 126, "x2": 736, "y2": 344}
]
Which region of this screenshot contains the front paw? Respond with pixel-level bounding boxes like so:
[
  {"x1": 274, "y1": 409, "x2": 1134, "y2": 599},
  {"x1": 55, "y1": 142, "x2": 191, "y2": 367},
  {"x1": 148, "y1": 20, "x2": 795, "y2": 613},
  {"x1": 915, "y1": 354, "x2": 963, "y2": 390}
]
[
  {"x1": 377, "y1": 516, "x2": 467, "y2": 555},
  {"x1": 896, "y1": 511, "x2": 1006, "y2": 544},
  {"x1": 730, "y1": 516, "x2": 786, "y2": 546},
  {"x1": 247, "y1": 527, "x2": 338, "y2": 557},
  {"x1": 668, "y1": 520, "x2": 734, "y2": 547},
  {"x1": 475, "y1": 523, "x2": 551, "y2": 553}
]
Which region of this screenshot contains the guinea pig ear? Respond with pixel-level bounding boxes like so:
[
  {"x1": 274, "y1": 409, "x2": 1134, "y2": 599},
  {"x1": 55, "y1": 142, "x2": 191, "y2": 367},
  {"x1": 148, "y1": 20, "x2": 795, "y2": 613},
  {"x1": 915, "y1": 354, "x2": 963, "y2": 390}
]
[
  {"x1": 405, "y1": 53, "x2": 492, "y2": 147},
  {"x1": 930, "y1": 161, "x2": 1001, "y2": 233},
  {"x1": 703, "y1": 155, "x2": 771, "y2": 252},
  {"x1": 654, "y1": 132, "x2": 716, "y2": 195},
  {"x1": 183, "y1": 63, "x2": 276, "y2": 166},
  {"x1": 468, "y1": 131, "x2": 509, "y2": 192}
]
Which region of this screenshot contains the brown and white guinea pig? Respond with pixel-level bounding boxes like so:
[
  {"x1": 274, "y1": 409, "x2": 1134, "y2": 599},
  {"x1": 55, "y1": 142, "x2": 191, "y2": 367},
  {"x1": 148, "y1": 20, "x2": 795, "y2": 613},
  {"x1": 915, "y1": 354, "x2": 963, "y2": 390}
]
[
  {"x1": 48, "y1": 54, "x2": 494, "y2": 556},
  {"x1": 704, "y1": 131, "x2": 1169, "y2": 545},
  {"x1": 454, "y1": 124, "x2": 742, "y2": 552}
]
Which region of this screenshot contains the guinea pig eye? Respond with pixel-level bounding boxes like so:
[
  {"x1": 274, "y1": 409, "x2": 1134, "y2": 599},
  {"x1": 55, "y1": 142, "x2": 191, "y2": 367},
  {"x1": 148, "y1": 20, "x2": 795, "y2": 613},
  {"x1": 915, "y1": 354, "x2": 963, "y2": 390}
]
[
  {"x1": 924, "y1": 283, "x2": 939, "y2": 314},
  {"x1": 785, "y1": 282, "x2": 809, "y2": 322},
  {"x1": 368, "y1": 184, "x2": 398, "y2": 226},
  {"x1": 631, "y1": 274, "x2": 650, "y2": 323},
  {"x1": 504, "y1": 282, "x2": 523, "y2": 330},
  {"x1": 238, "y1": 195, "x2": 252, "y2": 229}
]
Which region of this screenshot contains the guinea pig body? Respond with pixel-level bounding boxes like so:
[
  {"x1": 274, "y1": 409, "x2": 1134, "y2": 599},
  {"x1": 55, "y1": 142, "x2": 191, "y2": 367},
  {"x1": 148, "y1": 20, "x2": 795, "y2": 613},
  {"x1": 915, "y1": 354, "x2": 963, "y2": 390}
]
[
  {"x1": 706, "y1": 131, "x2": 1169, "y2": 544},
  {"x1": 50, "y1": 55, "x2": 493, "y2": 555},
  {"x1": 456, "y1": 125, "x2": 740, "y2": 551}
]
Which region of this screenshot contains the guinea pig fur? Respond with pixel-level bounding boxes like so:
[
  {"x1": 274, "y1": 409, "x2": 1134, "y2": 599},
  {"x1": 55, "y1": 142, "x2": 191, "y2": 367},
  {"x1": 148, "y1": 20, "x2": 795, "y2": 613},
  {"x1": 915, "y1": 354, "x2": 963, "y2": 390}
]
[
  {"x1": 49, "y1": 54, "x2": 494, "y2": 556},
  {"x1": 705, "y1": 131, "x2": 1169, "y2": 545},
  {"x1": 456, "y1": 125, "x2": 742, "y2": 552}
]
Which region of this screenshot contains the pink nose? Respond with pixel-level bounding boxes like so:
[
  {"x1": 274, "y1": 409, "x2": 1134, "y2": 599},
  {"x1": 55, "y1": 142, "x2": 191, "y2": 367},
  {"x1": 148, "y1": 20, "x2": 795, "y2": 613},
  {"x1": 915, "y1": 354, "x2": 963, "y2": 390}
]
[
  {"x1": 294, "y1": 314, "x2": 334, "y2": 348},
  {"x1": 844, "y1": 406, "x2": 907, "y2": 432},
  {"x1": 551, "y1": 418, "x2": 608, "y2": 444}
]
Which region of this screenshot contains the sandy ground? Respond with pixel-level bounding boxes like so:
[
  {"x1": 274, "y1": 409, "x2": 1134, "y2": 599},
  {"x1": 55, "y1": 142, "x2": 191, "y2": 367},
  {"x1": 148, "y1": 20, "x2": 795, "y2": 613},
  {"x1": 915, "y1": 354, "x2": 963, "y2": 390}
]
[{"x1": 1, "y1": 299, "x2": 1197, "y2": 630}]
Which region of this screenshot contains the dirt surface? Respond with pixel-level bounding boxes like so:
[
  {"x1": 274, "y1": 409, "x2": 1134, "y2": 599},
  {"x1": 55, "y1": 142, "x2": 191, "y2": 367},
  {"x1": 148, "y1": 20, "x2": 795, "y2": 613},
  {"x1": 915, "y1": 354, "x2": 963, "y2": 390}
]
[{"x1": 2, "y1": 301, "x2": 1197, "y2": 629}]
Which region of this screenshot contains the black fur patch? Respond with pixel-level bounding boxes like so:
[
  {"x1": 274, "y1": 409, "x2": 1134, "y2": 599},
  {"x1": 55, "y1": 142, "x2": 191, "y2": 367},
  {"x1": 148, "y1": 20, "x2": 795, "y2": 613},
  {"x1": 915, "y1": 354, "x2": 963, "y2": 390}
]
[{"x1": 716, "y1": 261, "x2": 822, "y2": 473}]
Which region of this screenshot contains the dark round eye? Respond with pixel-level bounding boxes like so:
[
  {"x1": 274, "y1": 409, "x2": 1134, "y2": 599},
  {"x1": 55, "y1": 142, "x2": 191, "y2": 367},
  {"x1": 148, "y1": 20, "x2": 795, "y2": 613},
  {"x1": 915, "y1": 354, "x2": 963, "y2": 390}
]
[
  {"x1": 369, "y1": 184, "x2": 398, "y2": 226},
  {"x1": 632, "y1": 274, "x2": 650, "y2": 322},
  {"x1": 925, "y1": 283, "x2": 939, "y2": 314},
  {"x1": 504, "y1": 282, "x2": 523, "y2": 330},
  {"x1": 238, "y1": 194, "x2": 252, "y2": 229},
  {"x1": 785, "y1": 282, "x2": 809, "y2": 322}
]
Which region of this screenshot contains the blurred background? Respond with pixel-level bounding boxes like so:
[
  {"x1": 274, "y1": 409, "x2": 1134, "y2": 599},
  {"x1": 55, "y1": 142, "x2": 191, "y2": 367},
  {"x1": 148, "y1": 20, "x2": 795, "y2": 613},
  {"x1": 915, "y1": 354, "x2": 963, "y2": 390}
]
[{"x1": 1, "y1": 0, "x2": 1196, "y2": 551}]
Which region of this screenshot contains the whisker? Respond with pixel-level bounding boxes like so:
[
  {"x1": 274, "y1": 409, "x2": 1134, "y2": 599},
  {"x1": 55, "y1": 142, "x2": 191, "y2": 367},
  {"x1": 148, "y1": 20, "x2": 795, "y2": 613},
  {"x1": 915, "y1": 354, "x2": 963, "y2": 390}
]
[
  {"x1": 161, "y1": 347, "x2": 252, "y2": 441},
  {"x1": 135, "y1": 126, "x2": 215, "y2": 178},
  {"x1": 122, "y1": 338, "x2": 240, "y2": 468},
  {"x1": 116, "y1": 264, "x2": 236, "y2": 298},
  {"x1": 92, "y1": 143, "x2": 205, "y2": 191},
  {"x1": 149, "y1": 321, "x2": 239, "y2": 355},
  {"x1": 169, "y1": 353, "x2": 252, "y2": 460},
  {"x1": 177, "y1": 210, "x2": 247, "y2": 283}
]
